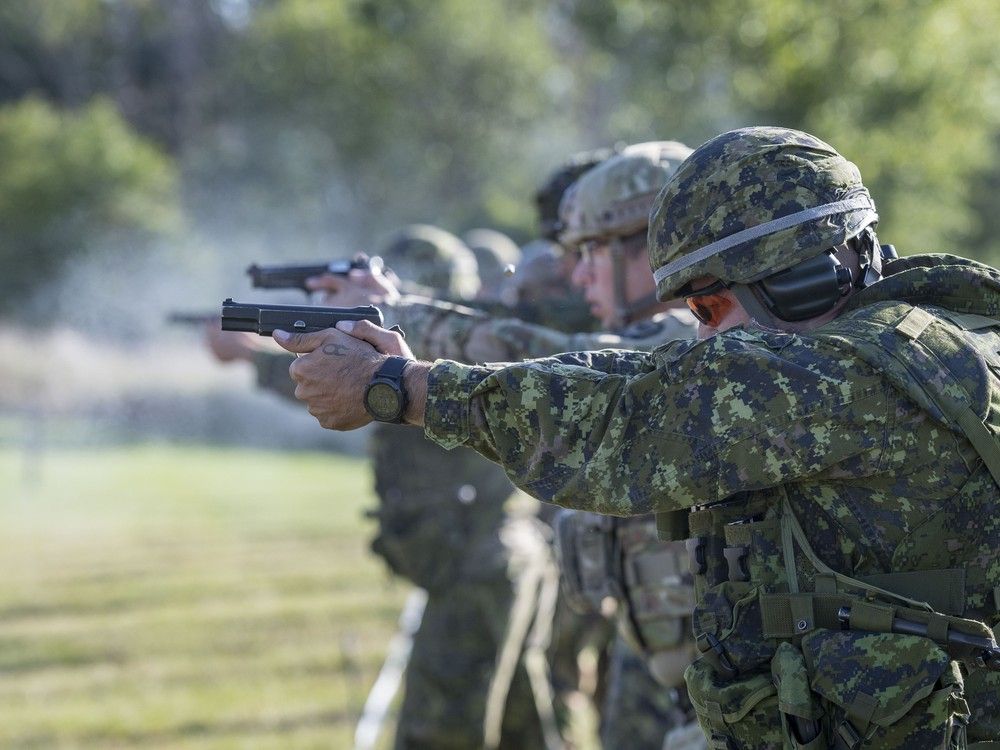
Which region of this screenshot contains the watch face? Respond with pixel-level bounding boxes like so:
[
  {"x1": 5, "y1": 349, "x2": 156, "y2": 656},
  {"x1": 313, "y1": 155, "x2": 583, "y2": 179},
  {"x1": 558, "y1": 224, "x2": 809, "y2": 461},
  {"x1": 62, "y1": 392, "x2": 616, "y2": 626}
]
[{"x1": 365, "y1": 381, "x2": 403, "y2": 421}]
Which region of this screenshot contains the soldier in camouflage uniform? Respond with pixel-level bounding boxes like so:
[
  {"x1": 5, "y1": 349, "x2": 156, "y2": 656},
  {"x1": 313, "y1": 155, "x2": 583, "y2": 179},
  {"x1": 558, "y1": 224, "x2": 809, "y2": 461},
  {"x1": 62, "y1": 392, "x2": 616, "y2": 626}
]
[
  {"x1": 462, "y1": 228, "x2": 521, "y2": 303},
  {"x1": 278, "y1": 127, "x2": 1000, "y2": 747},
  {"x1": 553, "y1": 143, "x2": 704, "y2": 750},
  {"x1": 333, "y1": 227, "x2": 549, "y2": 750},
  {"x1": 309, "y1": 144, "x2": 705, "y2": 749},
  {"x1": 209, "y1": 227, "x2": 547, "y2": 750}
]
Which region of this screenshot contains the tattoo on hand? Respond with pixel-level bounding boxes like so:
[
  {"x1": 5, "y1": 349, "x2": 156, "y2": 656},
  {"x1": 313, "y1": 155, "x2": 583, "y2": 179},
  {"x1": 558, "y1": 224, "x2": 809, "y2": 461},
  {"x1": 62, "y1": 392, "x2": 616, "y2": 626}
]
[{"x1": 322, "y1": 343, "x2": 349, "y2": 356}]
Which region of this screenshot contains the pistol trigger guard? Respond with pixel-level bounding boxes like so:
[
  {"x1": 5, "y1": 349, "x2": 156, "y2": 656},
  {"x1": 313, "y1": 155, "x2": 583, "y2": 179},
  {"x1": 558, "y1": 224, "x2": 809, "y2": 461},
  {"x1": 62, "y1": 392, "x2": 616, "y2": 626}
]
[{"x1": 389, "y1": 325, "x2": 405, "y2": 338}]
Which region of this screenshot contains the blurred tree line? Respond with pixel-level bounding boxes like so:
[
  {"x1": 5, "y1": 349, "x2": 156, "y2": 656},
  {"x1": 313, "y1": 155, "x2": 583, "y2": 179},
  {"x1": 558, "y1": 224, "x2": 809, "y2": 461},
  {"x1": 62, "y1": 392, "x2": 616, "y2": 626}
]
[{"x1": 1, "y1": 0, "x2": 998, "y2": 312}]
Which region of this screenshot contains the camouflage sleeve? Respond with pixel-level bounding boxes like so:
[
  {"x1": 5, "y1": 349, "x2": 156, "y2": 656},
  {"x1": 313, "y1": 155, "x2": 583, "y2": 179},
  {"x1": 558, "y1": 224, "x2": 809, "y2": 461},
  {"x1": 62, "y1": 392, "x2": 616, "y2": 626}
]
[
  {"x1": 423, "y1": 327, "x2": 894, "y2": 516},
  {"x1": 252, "y1": 350, "x2": 297, "y2": 402},
  {"x1": 388, "y1": 296, "x2": 695, "y2": 363}
]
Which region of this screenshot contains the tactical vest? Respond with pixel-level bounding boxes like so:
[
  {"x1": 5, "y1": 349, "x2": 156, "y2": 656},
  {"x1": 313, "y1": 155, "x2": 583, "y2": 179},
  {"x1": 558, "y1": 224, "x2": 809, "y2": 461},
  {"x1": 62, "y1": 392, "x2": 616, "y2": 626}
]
[
  {"x1": 657, "y1": 302, "x2": 1000, "y2": 749},
  {"x1": 556, "y1": 510, "x2": 696, "y2": 687}
]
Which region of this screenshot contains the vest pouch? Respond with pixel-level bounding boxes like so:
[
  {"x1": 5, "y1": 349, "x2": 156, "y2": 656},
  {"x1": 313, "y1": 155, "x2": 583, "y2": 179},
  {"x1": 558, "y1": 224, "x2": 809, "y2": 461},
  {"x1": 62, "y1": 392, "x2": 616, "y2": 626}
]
[
  {"x1": 622, "y1": 532, "x2": 694, "y2": 647},
  {"x1": 686, "y1": 583, "x2": 783, "y2": 748},
  {"x1": 802, "y1": 629, "x2": 970, "y2": 748},
  {"x1": 553, "y1": 510, "x2": 615, "y2": 615},
  {"x1": 771, "y1": 642, "x2": 825, "y2": 749},
  {"x1": 684, "y1": 657, "x2": 781, "y2": 748}
]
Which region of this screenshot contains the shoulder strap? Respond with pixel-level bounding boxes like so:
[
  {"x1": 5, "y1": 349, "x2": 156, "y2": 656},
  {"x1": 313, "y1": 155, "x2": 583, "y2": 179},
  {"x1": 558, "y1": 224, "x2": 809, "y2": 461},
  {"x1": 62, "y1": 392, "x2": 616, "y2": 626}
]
[{"x1": 892, "y1": 306, "x2": 1000, "y2": 488}]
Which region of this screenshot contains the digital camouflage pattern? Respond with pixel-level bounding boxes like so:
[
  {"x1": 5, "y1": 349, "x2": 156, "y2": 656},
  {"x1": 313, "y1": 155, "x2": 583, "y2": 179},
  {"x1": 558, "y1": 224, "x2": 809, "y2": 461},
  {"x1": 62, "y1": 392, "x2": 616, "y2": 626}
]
[
  {"x1": 381, "y1": 265, "x2": 699, "y2": 747},
  {"x1": 559, "y1": 141, "x2": 693, "y2": 246},
  {"x1": 378, "y1": 142, "x2": 701, "y2": 747},
  {"x1": 384, "y1": 295, "x2": 696, "y2": 363},
  {"x1": 423, "y1": 254, "x2": 1000, "y2": 745},
  {"x1": 649, "y1": 127, "x2": 877, "y2": 300}
]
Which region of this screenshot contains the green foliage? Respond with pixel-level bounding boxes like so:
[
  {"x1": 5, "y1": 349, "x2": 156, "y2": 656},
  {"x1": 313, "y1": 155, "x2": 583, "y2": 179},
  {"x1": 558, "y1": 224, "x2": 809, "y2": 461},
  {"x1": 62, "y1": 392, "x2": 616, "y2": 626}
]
[
  {"x1": 0, "y1": 96, "x2": 180, "y2": 309},
  {"x1": 2, "y1": 0, "x2": 1000, "y2": 293},
  {"x1": 562, "y1": 0, "x2": 1000, "y2": 260},
  {"x1": 199, "y1": 0, "x2": 560, "y2": 246}
]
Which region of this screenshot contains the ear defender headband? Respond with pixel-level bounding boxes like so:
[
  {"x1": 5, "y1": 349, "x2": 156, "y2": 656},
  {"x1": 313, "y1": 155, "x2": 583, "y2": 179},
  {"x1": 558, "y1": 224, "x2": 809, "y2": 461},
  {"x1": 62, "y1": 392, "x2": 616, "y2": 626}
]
[
  {"x1": 732, "y1": 225, "x2": 893, "y2": 324},
  {"x1": 733, "y1": 249, "x2": 854, "y2": 322}
]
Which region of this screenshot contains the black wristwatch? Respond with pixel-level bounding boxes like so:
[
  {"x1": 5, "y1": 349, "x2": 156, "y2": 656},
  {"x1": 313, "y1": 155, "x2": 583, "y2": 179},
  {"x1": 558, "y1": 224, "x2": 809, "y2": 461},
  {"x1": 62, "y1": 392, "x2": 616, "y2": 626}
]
[{"x1": 364, "y1": 356, "x2": 410, "y2": 423}]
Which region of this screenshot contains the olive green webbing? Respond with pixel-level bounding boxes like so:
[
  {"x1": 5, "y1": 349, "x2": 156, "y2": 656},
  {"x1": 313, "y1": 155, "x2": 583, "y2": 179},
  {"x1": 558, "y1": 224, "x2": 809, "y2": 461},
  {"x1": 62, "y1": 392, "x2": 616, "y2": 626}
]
[
  {"x1": 780, "y1": 504, "x2": 800, "y2": 595},
  {"x1": 762, "y1": 500, "x2": 996, "y2": 659},
  {"x1": 781, "y1": 498, "x2": 934, "y2": 612}
]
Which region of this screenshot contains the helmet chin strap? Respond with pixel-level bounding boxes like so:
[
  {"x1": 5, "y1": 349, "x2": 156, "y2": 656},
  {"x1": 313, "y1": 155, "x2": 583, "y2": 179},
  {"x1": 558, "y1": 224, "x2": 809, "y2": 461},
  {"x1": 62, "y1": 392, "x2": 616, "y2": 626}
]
[{"x1": 610, "y1": 234, "x2": 660, "y2": 328}]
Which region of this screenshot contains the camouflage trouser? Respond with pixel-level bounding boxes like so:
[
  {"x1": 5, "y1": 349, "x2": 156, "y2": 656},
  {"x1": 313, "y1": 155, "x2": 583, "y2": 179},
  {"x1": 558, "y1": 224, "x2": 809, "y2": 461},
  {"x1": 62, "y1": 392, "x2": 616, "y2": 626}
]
[
  {"x1": 394, "y1": 576, "x2": 545, "y2": 750},
  {"x1": 966, "y1": 668, "x2": 1000, "y2": 742},
  {"x1": 601, "y1": 635, "x2": 692, "y2": 750}
]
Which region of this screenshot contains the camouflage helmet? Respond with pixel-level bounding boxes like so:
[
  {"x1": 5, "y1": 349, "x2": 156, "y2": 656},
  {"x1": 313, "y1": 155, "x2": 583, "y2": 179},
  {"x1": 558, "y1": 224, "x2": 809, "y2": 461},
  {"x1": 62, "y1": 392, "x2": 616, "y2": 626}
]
[
  {"x1": 535, "y1": 147, "x2": 617, "y2": 241},
  {"x1": 461, "y1": 228, "x2": 521, "y2": 291},
  {"x1": 649, "y1": 127, "x2": 879, "y2": 301},
  {"x1": 558, "y1": 141, "x2": 693, "y2": 248},
  {"x1": 378, "y1": 224, "x2": 480, "y2": 299}
]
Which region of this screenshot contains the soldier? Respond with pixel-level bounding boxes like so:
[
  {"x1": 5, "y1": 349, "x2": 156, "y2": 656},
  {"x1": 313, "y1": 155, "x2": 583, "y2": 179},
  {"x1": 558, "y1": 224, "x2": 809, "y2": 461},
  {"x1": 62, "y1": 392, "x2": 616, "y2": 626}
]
[
  {"x1": 553, "y1": 142, "x2": 704, "y2": 750},
  {"x1": 207, "y1": 227, "x2": 548, "y2": 750},
  {"x1": 274, "y1": 126, "x2": 1000, "y2": 746},
  {"x1": 307, "y1": 143, "x2": 705, "y2": 749},
  {"x1": 461, "y1": 228, "x2": 521, "y2": 303}
]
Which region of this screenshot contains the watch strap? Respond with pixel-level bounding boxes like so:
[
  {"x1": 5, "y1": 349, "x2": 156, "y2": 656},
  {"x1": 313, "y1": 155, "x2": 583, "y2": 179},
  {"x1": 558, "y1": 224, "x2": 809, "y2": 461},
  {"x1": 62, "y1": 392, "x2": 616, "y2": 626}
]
[{"x1": 376, "y1": 355, "x2": 410, "y2": 382}]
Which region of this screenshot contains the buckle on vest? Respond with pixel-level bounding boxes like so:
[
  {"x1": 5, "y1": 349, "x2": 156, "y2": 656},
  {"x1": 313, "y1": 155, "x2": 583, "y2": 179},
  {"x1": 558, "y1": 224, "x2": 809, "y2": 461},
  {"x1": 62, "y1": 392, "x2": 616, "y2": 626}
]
[
  {"x1": 696, "y1": 632, "x2": 738, "y2": 680},
  {"x1": 686, "y1": 537, "x2": 707, "y2": 575},
  {"x1": 723, "y1": 545, "x2": 749, "y2": 582},
  {"x1": 835, "y1": 719, "x2": 862, "y2": 750}
]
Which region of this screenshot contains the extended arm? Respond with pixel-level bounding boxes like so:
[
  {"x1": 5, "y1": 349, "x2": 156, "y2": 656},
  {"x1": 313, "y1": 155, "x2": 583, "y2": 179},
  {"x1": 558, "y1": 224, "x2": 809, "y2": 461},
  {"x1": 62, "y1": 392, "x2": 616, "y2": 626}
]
[
  {"x1": 273, "y1": 322, "x2": 893, "y2": 517},
  {"x1": 307, "y1": 270, "x2": 695, "y2": 362},
  {"x1": 422, "y1": 330, "x2": 893, "y2": 516}
]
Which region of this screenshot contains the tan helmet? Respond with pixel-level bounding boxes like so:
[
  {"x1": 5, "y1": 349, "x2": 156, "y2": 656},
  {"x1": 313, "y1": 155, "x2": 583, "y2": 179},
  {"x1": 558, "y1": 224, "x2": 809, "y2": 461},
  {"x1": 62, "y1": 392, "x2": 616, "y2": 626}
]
[
  {"x1": 557, "y1": 141, "x2": 693, "y2": 328},
  {"x1": 378, "y1": 224, "x2": 480, "y2": 300},
  {"x1": 558, "y1": 141, "x2": 693, "y2": 248}
]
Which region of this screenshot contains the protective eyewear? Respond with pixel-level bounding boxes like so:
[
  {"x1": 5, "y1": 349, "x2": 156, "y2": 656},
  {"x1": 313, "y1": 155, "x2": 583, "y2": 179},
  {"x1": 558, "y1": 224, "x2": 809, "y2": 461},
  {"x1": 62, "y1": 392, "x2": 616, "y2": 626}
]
[{"x1": 684, "y1": 280, "x2": 734, "y2": 327}]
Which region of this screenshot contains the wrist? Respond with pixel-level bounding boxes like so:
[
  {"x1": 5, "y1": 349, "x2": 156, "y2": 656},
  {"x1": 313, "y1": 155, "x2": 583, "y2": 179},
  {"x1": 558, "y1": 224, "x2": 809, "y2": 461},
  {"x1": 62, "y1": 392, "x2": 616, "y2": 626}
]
[{"x1": 402, "y1": 361, "x2": 430, "y2": 426}]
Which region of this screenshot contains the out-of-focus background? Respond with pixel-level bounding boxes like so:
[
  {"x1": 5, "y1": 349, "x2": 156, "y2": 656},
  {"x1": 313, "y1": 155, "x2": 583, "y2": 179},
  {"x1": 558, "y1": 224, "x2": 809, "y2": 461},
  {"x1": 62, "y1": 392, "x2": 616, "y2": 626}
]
[{"x1": 1, "y1": 1, "x2": 999, "y2": 747}]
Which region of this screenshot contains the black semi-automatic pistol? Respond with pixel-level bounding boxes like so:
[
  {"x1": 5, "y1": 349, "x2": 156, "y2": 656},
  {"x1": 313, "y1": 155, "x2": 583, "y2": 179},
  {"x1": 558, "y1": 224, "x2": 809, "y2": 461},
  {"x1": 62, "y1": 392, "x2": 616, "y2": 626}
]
[
  {"x1": 220, "y1": 299, "x2": 395, "y2": 337},
  {"x1": 246, "y1": 257, "x2": 382, "y2": 292}
]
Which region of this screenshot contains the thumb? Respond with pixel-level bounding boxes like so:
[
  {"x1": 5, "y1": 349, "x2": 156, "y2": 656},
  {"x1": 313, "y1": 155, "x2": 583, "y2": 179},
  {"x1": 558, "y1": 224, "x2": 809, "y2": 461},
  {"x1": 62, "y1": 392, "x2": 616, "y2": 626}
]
[
  {"x1": 336, "y1": 319, "x2": 406, "y2": 356},
  {"x1": 272, "y1": 328, "x2": 328, "y2": 353}
]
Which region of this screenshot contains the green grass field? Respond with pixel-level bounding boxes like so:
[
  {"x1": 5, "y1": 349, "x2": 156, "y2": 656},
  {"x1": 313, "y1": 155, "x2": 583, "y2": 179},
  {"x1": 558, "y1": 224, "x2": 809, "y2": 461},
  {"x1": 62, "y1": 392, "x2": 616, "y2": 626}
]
[{"x1": 0, "y1": 445, "x2": 407, "y2": 749}]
